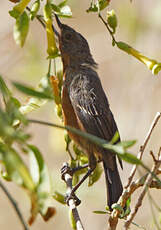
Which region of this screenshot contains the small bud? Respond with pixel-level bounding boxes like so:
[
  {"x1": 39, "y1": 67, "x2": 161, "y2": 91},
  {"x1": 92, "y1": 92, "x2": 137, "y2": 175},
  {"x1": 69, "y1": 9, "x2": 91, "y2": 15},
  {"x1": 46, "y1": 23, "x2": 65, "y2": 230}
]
[{"x1": 152, "y1": 63, "x2": 161, "y2": 75}]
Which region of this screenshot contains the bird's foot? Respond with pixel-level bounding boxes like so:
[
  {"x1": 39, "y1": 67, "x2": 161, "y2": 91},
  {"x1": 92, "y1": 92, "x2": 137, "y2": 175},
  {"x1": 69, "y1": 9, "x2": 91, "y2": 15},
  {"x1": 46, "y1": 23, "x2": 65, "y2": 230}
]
[
  {"x1": 61, "y1": 163, "x2": 73, "y2": 181},
  {"x1": 65, "y1": 192, "x2": 81, "y2": 206}
]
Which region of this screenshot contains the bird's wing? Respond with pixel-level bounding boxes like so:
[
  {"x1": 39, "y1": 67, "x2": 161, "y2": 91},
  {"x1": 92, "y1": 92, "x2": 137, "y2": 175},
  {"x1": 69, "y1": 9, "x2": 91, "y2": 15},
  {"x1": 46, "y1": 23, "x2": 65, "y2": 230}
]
[{"x1": 69, "y1": 70, "x2": 122, "y2": 169}]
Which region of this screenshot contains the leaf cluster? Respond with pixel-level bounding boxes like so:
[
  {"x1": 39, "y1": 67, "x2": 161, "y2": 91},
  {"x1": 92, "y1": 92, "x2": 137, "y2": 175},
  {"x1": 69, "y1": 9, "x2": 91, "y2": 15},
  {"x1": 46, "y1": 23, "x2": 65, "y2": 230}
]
[{"x1": 0, "y1": 75, "x2": 55, "y2": 224}]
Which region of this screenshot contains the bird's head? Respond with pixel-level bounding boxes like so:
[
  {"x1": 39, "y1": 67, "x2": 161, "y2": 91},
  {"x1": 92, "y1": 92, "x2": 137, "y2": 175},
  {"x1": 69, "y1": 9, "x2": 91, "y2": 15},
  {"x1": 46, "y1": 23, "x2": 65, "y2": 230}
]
[{"x1": 53, "y1": 15, "x2": 97, "y2": 69}]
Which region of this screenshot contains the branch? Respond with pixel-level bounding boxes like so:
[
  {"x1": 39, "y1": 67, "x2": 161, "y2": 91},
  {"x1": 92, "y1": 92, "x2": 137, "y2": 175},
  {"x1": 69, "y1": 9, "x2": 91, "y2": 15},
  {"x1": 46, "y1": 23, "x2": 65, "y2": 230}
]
[
  {"x1": 124, "y1": 154, "x2": 161, "y2": 229},
  {"x1": 61, "y1": 163, "x2": 84, "y2": 230},
  {"x1": 0, "y1": 179, "x2": 29, "y2": 230},
  {"x1": 125, "y1": 111, "x2": 161, "y2": 188}
]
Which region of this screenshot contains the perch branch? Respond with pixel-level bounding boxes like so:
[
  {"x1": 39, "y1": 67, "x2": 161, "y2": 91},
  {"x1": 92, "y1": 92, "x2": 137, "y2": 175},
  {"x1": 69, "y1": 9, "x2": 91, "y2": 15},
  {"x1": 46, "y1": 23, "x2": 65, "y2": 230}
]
[
  {"x1": 61, "y1": 163, "x2": 84, "y2": 230},
  {"x1": 0, "y1": 179, "x2": 29, "y2": 230}
]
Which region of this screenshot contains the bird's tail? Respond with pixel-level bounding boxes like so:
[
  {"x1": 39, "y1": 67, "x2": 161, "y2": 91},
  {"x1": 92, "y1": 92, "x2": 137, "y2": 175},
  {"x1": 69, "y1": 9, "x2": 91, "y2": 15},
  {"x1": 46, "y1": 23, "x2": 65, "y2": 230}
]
[{"x1": 103, "y1": 160, "x2": 123, "y2": 210}]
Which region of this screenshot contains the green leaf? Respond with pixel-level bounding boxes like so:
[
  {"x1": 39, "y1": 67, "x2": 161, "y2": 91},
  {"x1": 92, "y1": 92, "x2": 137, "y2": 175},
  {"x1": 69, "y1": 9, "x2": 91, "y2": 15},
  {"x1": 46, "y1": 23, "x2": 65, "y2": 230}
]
[
  {"x1": 13, "y1": 81, "x2": 54, "y2": 99},
  {"x1": 117, "y1": 140, "x2": 137, "y2": 149},
  {"x1": 93, "y1": 210, "x2": 108, "y2": 214},
  {"x1": 86, "y1": 3, "x2": 98, "y2": 13},
  {"x1": 99, "y1": 0, "x2": 110, "y2": 11},
  {"x1": 64, "y1": 133, "x2": 71, "y2": 151},
  {"x1": 0, "y1": 107, "x2": 29, "y2": 143},
  {"x1": 72, "y1": 173, "x2": 80, "y2": 186},
  {"x1": 28, "y1": 144, "x2": 55, "y2": 223},
  {"x1": 13, "y1": 11, "x2": 30, "y2": 47},
  {"x1": 73, "y1": 144, "x2": 84, "y2": 158},
  {"x1": 87, "y1": 0, "x2": 109, "y2": 13},
  {"x1": 58, "y1": 0, "x2": 68, "y2": 8},
  {"x1": 119, "y1": 152, "x2": 142, "y2": 165},
  {"x1": 51, "y1": 4, "x2": 60, "y2": 13},
  {"x1": 123, "y1": 198, "x2": 131, "y2": 217},
  {"x1": 28, "y1": 144, "x2": 50, "y2": 191},
  {"x1": 110, "y1": 131, "x2": 120, "y2": 144},
  {"x1": 103, "y1": 143, "x2": 125, "y2": 155},
  {"x1": 88, "y1": 164, "x2": 103, "y2": 186},
  {"x1": 52, "y1": 191, "x2": 66, "y2": 204},
  {"x1": 28, "y1": 145, "x2": 42, "y2": 185},
  {"x1": 0, "y1": 75, "x2": 12, "y2": 105},
  {"x1": 9, "y1": 0, "x2": 32, "y2": 19},
  {"x1": 0, "y1": 144, "x2": 35, "y2": 190}
]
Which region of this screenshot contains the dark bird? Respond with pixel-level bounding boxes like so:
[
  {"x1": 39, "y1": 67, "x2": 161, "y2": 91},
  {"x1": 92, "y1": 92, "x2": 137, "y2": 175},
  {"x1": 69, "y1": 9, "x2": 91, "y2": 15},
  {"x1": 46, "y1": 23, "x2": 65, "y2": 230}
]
[{"x1": 53, "y1": 15, "x2": 123, "y2": 209}]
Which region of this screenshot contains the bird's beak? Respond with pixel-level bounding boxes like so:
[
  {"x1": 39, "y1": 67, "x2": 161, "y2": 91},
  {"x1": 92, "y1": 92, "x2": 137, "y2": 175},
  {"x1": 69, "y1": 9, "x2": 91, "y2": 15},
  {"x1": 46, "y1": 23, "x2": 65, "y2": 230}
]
[
  {"x1": 52, "y1": 14, "x2": 63, "y2": 38},
  {"x1": 54, "y1": 14, "x2": 63, "y2": 29}
]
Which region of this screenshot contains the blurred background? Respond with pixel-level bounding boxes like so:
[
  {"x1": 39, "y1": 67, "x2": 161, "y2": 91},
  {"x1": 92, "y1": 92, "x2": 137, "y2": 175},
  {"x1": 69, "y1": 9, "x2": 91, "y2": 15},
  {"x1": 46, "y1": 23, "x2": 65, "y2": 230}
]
[{"x1": 1, "y1": 0, "x2": 161, "y2": 229}]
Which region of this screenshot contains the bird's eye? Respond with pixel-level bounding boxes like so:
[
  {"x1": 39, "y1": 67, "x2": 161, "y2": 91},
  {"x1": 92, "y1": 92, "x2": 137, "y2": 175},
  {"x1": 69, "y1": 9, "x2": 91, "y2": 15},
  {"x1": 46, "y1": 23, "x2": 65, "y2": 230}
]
[{"x1": 64, "y1": 33, "x2": 72, "y2": 40}]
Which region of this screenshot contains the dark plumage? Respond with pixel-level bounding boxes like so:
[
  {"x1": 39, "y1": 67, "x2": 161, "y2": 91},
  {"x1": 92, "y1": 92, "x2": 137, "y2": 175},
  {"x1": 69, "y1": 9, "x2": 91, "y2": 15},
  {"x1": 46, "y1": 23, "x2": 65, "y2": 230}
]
[{"x1": 54, "y1": 15, "x2": 123, "y2": 209}]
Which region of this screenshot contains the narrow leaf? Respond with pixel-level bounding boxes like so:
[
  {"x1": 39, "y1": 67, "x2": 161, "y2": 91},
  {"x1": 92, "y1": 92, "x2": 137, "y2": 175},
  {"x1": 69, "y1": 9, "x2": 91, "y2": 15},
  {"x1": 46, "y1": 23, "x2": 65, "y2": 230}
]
[
  {"x1": 119, "y1": 152, "x2": 142, "y2": 165},
  {"x1": 13, "y1": 81, "x2": 53, "y2": 99},
  {"x1": 53, "y1": 191, "x2": 66, "y2": 204},
  {"x1": 0, "y1": 75, "x2": 11, "y2": 104},
  {"x1": 117, "y1": 140, "x2": 137, "y2": 148},
  {"x1": 93, "y1": 210, "x2": 107, "y2": 214}
]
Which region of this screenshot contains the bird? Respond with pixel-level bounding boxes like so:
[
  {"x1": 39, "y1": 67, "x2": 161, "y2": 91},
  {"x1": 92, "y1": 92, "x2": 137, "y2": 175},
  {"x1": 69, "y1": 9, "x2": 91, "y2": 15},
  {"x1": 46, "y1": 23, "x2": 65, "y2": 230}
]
[{"x1": 53, "y1": 15, "x2": 123, "y2": 210}]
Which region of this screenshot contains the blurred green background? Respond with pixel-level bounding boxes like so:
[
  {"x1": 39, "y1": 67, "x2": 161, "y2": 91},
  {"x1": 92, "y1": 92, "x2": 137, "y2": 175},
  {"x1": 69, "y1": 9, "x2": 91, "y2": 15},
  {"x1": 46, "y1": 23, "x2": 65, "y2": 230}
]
[{"x1": 1, "y1": 0, "x2": 161, "y2": 229}]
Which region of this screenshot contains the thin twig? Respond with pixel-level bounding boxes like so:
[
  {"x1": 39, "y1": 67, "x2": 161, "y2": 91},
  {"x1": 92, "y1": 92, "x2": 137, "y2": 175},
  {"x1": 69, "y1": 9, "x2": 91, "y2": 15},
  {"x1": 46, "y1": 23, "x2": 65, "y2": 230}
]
[
  {"x1": 98, "y1": 13, "x2": 116, "y2": 44},
  {"x1": 0, "y1": 179, "x2": 29, "y2": 230},
  {"x1": 124, "y1": 155, "x2": 161, "y2": 229},
  {"x1": 125, "y1": 112, "x2": 161, "y2": 189},
  {"x1": 62, "y1": 163, "x2": 84, "y2": 230}
]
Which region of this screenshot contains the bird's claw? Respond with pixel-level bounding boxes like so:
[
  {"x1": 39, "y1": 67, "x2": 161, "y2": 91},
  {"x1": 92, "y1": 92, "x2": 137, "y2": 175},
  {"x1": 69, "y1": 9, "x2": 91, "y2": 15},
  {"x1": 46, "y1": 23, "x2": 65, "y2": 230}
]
[
  {"x1": 65, "y1": 193, "x2": 81, "y2": 206},
  {"x1": 61, "y1": 163, "x2": 73, "y2": 181}
]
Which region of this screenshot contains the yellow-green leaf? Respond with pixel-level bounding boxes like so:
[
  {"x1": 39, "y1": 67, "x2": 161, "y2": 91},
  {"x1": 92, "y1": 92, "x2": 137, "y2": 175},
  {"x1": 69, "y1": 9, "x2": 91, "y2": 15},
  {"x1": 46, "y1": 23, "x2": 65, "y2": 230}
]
[
  {"x1": 9, "y1": 0, "x2": 32, "y2": 19},
  {"x1": 13, "y1": 11, "x2": 29, "y2": 47}
]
